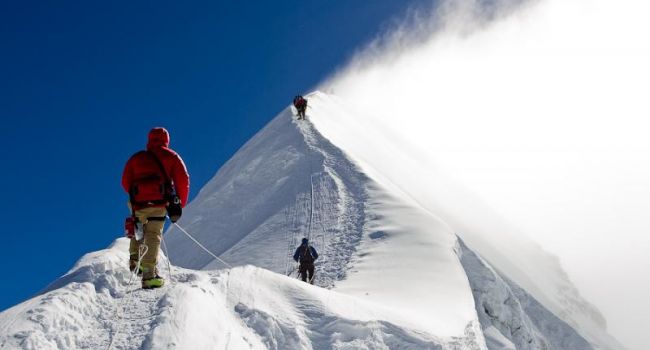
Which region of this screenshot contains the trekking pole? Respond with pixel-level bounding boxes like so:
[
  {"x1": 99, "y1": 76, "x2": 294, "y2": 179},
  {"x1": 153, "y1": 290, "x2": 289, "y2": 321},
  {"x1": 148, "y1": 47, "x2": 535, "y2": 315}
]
[{"x1": 173, "y1": 223, "x2": 233, "y2": 268}]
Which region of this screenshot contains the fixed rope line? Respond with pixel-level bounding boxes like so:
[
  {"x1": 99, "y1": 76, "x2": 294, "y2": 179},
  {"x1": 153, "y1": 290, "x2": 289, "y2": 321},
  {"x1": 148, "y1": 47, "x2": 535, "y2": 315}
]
[
  {"x1": 160, "y1": 232, "x2": 173, "y2": 284},
  {"x1": 307, "y1": 123, "x2": 316, "y2": 244},
  {"x1": 308, "y1": 173, "x2": 315, "y2": 241},
  {"x1": 173, "y1": 223, "x2": 233, "y2": 268},
  {"x1": 306, "y1": 121, "x2": 320, "y2": 284}
]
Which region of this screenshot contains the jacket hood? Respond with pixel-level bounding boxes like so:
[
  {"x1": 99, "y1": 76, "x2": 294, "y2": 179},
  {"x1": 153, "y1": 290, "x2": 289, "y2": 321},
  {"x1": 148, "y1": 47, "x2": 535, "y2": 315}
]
[{"x1": 147, "y1": 127, "x2": 170, "y2": 150}]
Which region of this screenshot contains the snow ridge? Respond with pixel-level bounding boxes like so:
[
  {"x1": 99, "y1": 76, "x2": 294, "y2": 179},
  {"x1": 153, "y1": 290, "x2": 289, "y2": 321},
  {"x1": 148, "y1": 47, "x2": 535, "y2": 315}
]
[
  {"x1": 165, "y1": 106, "x2": 370, "y2": 289},
  {"x1": 0, "y1": 239, "x2": 486, "y2": 349}
]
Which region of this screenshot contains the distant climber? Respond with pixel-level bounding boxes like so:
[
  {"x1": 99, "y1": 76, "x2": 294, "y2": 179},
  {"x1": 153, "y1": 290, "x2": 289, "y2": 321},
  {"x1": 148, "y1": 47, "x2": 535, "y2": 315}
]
[
  {"x1": 122, "y1": 127, "x2": 190, "y2": 289},
  {"x1": 293, "y1": 238, "x2": 318, "y2": 283},
  {"x1": 293, "y1": 95, "x2": 308, "y2": 120}
]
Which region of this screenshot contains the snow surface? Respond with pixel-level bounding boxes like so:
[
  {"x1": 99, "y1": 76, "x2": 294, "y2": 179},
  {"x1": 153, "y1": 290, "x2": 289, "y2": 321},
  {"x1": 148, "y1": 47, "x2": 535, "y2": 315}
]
[
  {"x1": 164, "y1": 105, "x2": 479, "y2": 339},
  {"x1": 0, "y1": 239, "x2": 484, "y2": 349},
  {"x1": 0, "y1": 93, "x2": 619, "y2": 349}
]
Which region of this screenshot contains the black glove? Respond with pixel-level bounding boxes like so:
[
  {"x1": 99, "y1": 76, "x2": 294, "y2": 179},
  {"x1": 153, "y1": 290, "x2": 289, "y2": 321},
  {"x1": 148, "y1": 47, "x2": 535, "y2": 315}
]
[{"x1": 167, "y1": 195, "x2": 182, "y2": 223}]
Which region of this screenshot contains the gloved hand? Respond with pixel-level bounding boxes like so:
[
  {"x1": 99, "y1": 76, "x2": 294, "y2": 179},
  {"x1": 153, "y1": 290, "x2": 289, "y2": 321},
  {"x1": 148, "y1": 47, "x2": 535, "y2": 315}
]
[
  {"x1": 169, "y1": 213, "x2": 181, "y2": 223},
  {"x1": 167, "y1": 195, "x2": 182, "y2": 223}
]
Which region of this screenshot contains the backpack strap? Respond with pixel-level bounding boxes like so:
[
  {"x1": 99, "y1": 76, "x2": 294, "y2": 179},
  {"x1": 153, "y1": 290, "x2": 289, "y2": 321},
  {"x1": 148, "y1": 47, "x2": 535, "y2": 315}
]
[
  {"x1": 147, "y1": 150, "x2": 178, "y2": 199},
  {"x1": 300, "y1": 245, "x2": 313, "y2": 261},
  {"x1": 146, "y1": 151, "x2": 171, "y2": 185}
]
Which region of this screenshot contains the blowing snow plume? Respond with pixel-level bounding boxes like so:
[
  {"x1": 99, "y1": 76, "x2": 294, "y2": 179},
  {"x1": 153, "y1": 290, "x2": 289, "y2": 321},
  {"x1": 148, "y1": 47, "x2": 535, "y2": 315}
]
[{"x1": 318, "y1": 0, "x2": 650, "y2": 349}]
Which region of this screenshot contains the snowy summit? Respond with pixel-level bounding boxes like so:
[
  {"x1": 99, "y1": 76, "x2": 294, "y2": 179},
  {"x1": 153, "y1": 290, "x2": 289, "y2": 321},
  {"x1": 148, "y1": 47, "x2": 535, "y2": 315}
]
[{"x1": 0, "y1": 92, "x2": 624, "y2": 349}]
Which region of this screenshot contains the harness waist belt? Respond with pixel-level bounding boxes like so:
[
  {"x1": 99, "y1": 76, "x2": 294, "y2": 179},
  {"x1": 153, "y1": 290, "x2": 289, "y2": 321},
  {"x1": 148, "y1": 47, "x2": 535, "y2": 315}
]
[
  {"x1": 131, "y1": 199, "x2": 168, "y2": 206},
  {"x1": 147, "y1": 216, "x2": 166, "y2": 221}
]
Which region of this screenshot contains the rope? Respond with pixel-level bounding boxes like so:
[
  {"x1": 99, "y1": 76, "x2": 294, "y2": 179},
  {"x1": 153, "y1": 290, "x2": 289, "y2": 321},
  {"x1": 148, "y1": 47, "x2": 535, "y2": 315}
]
[
  {"x1": 161, "y1": 232, "x2": 173, "y2": 284},
  {"x1": 292, "y1": 124, "x2": 319, "y2": 283},
  {"x1": 173, "y1": 223, "x2": 233, "y2": 268},
  {"x1": 308, "y1": 173, "x2": 315, "y2": 242},
  {"x1": 107, "y1": 243, "x2": 148, "y2": 350}
]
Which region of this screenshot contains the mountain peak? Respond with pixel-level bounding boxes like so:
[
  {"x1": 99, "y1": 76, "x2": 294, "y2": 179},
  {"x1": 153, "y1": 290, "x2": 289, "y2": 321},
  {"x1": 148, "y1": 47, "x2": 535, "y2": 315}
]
[{"x1": 0, "y1": 93, "x2": 623, "y2": 349}]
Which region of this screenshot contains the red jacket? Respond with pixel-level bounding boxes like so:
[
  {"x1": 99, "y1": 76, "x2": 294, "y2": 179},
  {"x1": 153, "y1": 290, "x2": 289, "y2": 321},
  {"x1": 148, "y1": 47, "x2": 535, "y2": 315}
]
[
  {"x1": 122, "y1": 128, "x2": 190, "y2": 209},
  {"x1": 294, "y1": 98, "x2": 307, "y2": 109}
]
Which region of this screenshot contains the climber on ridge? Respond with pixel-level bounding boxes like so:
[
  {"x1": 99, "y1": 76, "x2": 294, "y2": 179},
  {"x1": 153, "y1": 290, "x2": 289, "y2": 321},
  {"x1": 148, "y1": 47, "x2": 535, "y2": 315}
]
[
  {"x1": 293, "y1": 95, "x2": 308, "y2": 120},
  {"x1": 293, "y1": 238, "x2": 318, "y2": 283},
  {"x1": 122, "y1": 127, "x2": 190, "y2": 289}
]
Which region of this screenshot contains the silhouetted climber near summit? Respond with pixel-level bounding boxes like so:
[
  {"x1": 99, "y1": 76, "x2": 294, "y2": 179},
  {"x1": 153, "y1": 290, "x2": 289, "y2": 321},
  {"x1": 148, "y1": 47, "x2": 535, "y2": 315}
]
[{"x1": 293, "y1": 95, "x2": 308, "y2": 120}]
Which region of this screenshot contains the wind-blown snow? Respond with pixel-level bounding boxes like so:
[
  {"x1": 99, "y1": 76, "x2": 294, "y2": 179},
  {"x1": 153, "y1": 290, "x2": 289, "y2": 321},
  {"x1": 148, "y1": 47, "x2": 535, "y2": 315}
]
[
  {"x1": 305, "y1": 92, "x2": 622, "y2": 349},
  {"x1": 319, "y1": 0, "x2": 649, "y2": 348}
]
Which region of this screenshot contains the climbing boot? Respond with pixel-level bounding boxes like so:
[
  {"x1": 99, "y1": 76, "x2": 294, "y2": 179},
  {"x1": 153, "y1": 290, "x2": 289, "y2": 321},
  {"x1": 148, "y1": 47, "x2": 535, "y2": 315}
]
[{"x1": 142, "y1": 275, "x2": 165, "y2": 289}]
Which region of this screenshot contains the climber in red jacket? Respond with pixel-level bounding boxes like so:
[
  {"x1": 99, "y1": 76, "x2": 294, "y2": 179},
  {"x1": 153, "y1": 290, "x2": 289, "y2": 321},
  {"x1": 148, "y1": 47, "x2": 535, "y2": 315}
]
[
  {"x1": 293, "y1": 95, "x2": 308, "y2": 120},
  {"x1": 122, "y1": 127, "x2": 190, "y2": 289}
]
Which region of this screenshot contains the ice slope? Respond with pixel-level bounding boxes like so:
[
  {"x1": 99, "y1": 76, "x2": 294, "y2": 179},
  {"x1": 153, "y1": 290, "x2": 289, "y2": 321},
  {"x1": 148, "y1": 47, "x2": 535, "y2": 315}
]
[{"x1": 0, "y1": 239, "x2": 485, "y2": 349}]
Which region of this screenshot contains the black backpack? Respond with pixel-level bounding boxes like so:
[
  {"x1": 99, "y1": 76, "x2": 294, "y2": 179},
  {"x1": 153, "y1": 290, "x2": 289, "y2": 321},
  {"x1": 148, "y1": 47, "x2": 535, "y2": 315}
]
[{"x1": 300, "y1": 245, "x2": 314, "y2": 263}]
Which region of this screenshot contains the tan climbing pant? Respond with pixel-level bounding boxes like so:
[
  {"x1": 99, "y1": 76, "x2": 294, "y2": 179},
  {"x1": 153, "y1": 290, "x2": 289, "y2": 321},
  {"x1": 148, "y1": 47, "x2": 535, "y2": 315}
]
[{"x1": 129, "y1": 206, "x2": 167, "y2": 279}]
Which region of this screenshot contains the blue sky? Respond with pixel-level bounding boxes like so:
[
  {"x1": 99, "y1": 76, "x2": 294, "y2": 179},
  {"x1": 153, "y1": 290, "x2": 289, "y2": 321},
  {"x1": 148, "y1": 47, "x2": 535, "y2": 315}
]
[{"x1": 0, "y1": 1, "x2": 431, "y2": 310}]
